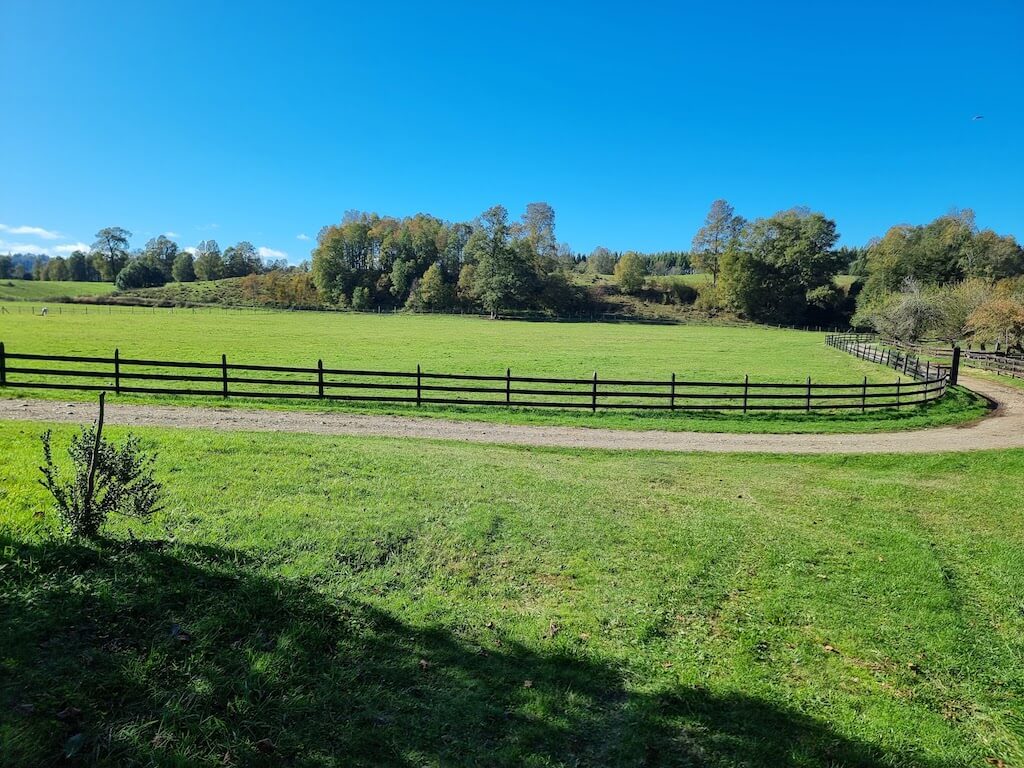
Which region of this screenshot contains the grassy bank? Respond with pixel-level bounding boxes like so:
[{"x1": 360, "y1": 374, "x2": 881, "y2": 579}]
[
  {"x1": 0, "y1": 280, "x2": 115, "y2": 302},
  {"x1": 1, "y1": 422, "x2": 1021, "y2": 765}
]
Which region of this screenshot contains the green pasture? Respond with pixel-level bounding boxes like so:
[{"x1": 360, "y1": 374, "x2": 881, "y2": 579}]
[
  {"x1": 0, "y1": 280, "x2": 115, "y2": 302},
  {"x1": 0, "y1": 304, "x2": 988, "y2": 432},
  {"x1": 1, "y1": 422, "x2": 1021, "y2": 766}
]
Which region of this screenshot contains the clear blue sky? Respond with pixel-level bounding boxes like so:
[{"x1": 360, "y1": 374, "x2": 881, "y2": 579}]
[{"x1": 1, "y1": 1, "x2": 1021, "y2": 262}]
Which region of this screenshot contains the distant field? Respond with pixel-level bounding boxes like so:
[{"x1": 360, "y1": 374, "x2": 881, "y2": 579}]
[
  {"x1": 0, "y1": 280, "x2": 116, "y2": 301},
  {"x1": 0, "y1": 304, "x2": 902, "y2": 382},
  {"x1": 659, "y1": 272, "x2": 712, "y2": 288},
  {"x1": 0, "y1": 305, "x2": 987, "y2": 432},
  {"x1": 2, "y1": 423, "x2": 1021, "y2": 765}
]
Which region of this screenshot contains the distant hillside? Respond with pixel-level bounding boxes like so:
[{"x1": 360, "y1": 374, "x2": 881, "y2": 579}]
[
  {"x1": 0, "y1": 280, "x2": 116, "y2": 302},
  {"x1": 109, "y1": 277, "x2": 272, "y2": 307},
  {"x1": 104, "y1": 273, "x2": 728, "y2": 323},
  {"x1": 13, "y1": 272, "x2": 860, "y2": 326}
]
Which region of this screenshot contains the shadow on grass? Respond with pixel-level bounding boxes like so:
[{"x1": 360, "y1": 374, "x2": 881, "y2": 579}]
[{"x1": 1, "y1": 535, "x2": 955, "y2": 767}]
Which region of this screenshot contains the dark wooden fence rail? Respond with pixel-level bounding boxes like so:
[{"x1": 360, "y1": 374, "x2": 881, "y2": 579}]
[
  {"x1": 878, "y1": 339, "x2": 1023, "y2": 381},
  {"x1": 825, "y1": 333, "x2": 959, "y2": 386},
  {"x1": 0, "y1": 341, "x2": 950, "y2": 414}
]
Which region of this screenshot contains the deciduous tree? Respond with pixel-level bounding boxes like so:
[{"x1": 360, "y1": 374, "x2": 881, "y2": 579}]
[
  {"x1": 172, "y1": 252, "x2": 196, "y2": 282},
  {"x1": 193, "y1": 240, "x2": 223, "y2": 281},
  {"x1": 721, "y1": 208, "x2": 840, "y2": 324},
  {"x1": 613, "y1": 252, "x2": 647, "y2": 294},
  {"x1": 91, "y1": 226, "x2": 132, "y2": 281},
  {"x1": 469, "y1": 205, "x2": 533, "y2": 317},
  {"x1": 223, "y1": 241, "x2": 261, "y2": 278},
  {"x1": 692, "y1": 200, "x2": 744, "y2": 285},
  {"x1": 521, "y1": 202, "x2": 557, "y2": 261},
  {"x1": 586, "y1": 246, "x2": 616, "y2": 275},
  {"x1": 143, "y1": 235, "x2": 179, "y2": 278},
  {"x1": 968, "y1": 298, "x2": 1024, "y2": 351},
  {"x1": 414, "y1": 263, "x2": 452, "y2": 309}
]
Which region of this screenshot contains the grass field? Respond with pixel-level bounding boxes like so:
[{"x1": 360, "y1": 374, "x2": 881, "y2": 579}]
[
  {"x1": 0, "y1": 280, "x2": 116, "y2": 302},
  {"x1": 0, "y1": 304, "x2": 988, "y2": 432},
  {"x1": 1, "y1": 421, "x2": 1021, "y2": 766}
]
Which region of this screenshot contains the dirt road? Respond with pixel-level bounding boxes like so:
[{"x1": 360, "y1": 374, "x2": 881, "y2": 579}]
[{"x1": 1, "y1": 374, "x2": 1020, "y2": 454}]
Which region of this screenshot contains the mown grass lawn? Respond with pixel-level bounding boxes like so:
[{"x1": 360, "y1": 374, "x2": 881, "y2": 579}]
[
  {"x1": 1, "y1": 421, "x2": 1022, "y2": 766},
  {"x1": 0, "y1": 281, "x2": 115, "y2": 302},
  {"x1": 0, "y1": 304, "x2": 989, "y2": 433}
]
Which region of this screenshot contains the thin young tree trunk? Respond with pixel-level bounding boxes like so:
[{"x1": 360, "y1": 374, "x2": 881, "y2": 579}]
[{"x1": 83, "y1": 392, "x2": 106, "y2": 519}]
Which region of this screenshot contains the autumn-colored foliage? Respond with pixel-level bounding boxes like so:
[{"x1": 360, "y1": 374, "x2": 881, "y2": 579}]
[{"x1": 968, "y1": 298, "x2": 1024, "y2": 351}]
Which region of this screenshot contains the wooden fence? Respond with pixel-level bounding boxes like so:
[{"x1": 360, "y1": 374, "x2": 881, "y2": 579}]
[
  {"x1": 0, "y1": 342, "x2": 951, "y2": 414},
  {"x1": 825, "y1": 333, "x2": 959, "y2": 385},
  {"x1": 878, "y1": 339, "x2": 1024, "y2": 381}
]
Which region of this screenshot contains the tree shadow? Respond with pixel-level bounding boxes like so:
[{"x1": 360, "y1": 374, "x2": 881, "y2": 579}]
[{"x1": 1, "y1": 535, "x2": 956, "y2": 767}]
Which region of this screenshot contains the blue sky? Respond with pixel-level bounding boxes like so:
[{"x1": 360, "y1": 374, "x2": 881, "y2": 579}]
[{"x1": 1, "y1": 1, "x2": 1021, "y2": 262}]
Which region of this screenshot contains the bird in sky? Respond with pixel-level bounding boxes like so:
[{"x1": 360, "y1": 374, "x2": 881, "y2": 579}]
[{"x1": 972, "y1": 115, "x2": 985, "y2": 120}]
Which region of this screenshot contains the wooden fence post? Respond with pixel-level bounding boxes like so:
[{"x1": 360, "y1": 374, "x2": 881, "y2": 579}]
[
  {"x1": 743, "y1": 374, "x2": 749, "y2": 414},
  {"x1": 896, "y1": 377, "x2": 901, "y2": 406},
  {"x1": 222, "y1": 354, "x2": 228, "y2": 398},
  {"x1": 416, "y1": 364, "x2": 422, "y2": 406},
  {"x1": 591, "y1": 371, "x2": 598, "y2": 413},
  {"x1": 114, "y1": 348, "x2": 120, "y2": 394},
  {"x1": 861, "y1": 376, "x2": 867, "y2": 414},
  {"x1": 317, "y1": 359, "x2": 324, "y2": 399},
  {"x1": 506, "y1": 368, "x2": 511, "y2": 405},
  {"x1": 0, "y1": 341, "x2": 5, "y2": 387},
  {"x1": 950, "y1": 346, "x2": 961, "y2": 386},
  {"x1": 670, "y1": 372, "x2": 676, "y2": 411},
  {"x1": 805, "y1": 376, "x2": 811, "y2": 413}
]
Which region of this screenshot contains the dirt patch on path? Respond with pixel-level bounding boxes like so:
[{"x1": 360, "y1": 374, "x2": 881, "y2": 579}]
[{"x1": 1, "y1": 375, "x2": 1020, "y2": 454}]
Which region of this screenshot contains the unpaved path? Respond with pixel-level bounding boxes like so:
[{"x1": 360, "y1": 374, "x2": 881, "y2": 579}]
[{"x1": 1, "y1": 375, "x2": 1021, "y2": 454}]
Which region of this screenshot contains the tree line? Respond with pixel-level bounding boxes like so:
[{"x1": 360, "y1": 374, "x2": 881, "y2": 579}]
[
  {"x1": 311, "y1": 204, "x2": 580, "y2": 315},
  {"x1": 2, "y1": 228, "x2": 291, "y2": 289},
  {"x1": 847, "y1": 209, "x2": 1024, "y2": 351},
  {"x1": 307, "y1": 199, "x2": 1023, "y2": 326},
  {"x1": 6, "y1": 203, "x2": 1020, "y2": 333}
]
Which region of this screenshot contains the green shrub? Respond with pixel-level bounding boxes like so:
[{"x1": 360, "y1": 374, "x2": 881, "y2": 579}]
[
  {"x1": 39, "y1": 399, "x2": 162, "y2": 539},
  {"x1": 351, "y1": 286, "x2": 372, "y2": 310},
  {"x1": 694, "y1": 282, "x2": 724, "y2": 312}
]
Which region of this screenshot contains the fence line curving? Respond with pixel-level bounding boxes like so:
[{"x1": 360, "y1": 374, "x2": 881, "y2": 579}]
[
  {"x1": 877, "y1": 338, "x2": 1023, "y2": 381},
  {"x1": 825, "y1": 333, "x2": 959, "y2": 385},
  {"x1": 1, "y1": 340, "x2": 951, "y2": 414}
]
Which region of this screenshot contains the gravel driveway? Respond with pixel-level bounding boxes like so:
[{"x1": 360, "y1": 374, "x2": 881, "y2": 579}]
[{"x1": 1, "y1": 374, "x2": 1019, "y2": 454}]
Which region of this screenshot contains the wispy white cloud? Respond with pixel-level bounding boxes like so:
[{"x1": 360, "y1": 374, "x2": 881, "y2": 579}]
[
  {"x1": 184, "y1": 247, "x2": 198, "y2": 255},
  {"x1": 0, "y1": 223, "x2": 61, "y2": 239},
  {"x1": 53, "y1": 242, "x2": 91, "y2": 255},
  {"x1": 164, "y1": 231, "x2": 180, "y2": 238},
  {"x1": 196, "y1": 223, "x2": 220, "y2": 231},
  {"x1": 258, "y1": 246, "x2": 288, "y2": 260},
  {"x1": 296, "y1": 233, "x2": 311, "y2": 241},
  {"x1": 0, "y1": 239, "x2": 51, "y2": 255}
]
